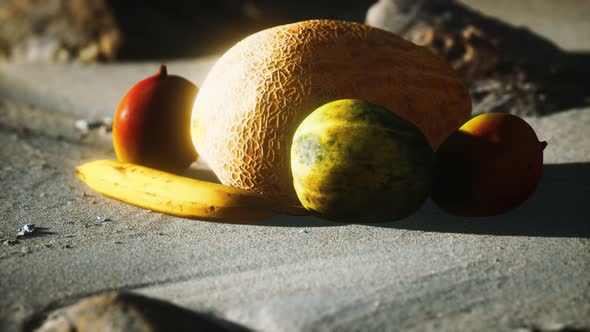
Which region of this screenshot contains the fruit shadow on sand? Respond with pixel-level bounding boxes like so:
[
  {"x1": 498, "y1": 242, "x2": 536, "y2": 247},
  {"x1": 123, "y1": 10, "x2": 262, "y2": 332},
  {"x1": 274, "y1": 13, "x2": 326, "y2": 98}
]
[{"x1": 260, "y1": 163, "x2": 590, "y2": 238}]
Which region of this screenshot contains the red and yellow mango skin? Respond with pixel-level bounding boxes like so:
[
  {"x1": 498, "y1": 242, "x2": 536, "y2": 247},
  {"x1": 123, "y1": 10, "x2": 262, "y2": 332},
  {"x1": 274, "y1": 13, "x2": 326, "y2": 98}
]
[{"x1": 113, "y1": 65, "x2": 198, "y2": 174}]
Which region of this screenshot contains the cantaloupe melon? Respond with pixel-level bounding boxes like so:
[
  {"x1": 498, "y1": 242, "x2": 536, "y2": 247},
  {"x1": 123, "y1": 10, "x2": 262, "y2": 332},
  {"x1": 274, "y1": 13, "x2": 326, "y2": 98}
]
[{"x1": 191, "y1": 19, "x2": 471, "y2": 206}]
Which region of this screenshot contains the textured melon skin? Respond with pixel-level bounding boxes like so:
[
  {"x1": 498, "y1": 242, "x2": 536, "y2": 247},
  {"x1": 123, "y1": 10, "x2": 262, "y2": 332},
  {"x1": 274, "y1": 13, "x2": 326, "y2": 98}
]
[
  {"x1": 291, "y1": 99, "x2": 435, "y2": 222},
  {"x1": 192, "y1": 19, "x2": 471, "y2": 206}
]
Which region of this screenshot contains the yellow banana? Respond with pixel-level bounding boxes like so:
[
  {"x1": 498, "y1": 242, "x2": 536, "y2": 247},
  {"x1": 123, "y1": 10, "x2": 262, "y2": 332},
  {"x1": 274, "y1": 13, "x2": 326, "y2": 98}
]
[{"x1": 76, "y1": 159, "x2": 305, "y2": 223}]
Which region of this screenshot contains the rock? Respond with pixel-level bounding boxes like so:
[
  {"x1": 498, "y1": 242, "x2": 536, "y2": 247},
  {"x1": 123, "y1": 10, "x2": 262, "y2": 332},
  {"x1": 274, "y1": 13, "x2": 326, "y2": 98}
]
[
  {"x1": 365, "y1": 0, "x2": 590, "y2": 115},
  {"x1": 35, "y1": 292, "x2": 248, "y2": 332},
  {"x1": 366, "y1": 0, "x2": 564, "y2": 66},
  {"x1": 1, "y1": 1, "x2": 374, "y2": 63},
  {"x1": 0, "y1": 0, "x2": 121, "y2": 63}
]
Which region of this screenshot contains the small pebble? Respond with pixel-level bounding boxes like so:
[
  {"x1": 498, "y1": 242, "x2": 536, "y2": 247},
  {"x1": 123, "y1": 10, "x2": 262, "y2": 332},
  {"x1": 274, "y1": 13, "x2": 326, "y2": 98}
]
[
  {"x1": 17, "y1": 223, "x2": 35, "y2": 237},
  {"x1": 96, "y1": 216, "x2": 112, "y2": 223},
  {"x1": 75, "y1": 117, "x2": 113, "y2": 133},
  {"x1": 75, "y1": 119, "x2": 95, "y2": 132}
]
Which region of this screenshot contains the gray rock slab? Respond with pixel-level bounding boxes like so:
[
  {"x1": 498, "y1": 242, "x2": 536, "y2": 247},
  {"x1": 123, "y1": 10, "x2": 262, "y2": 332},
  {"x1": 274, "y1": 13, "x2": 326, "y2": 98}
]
[{"x1": 1, "y1": 59, "x2": 589, "y2": 332}]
